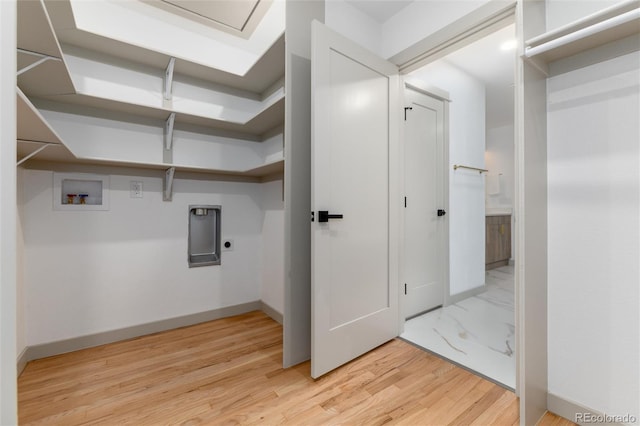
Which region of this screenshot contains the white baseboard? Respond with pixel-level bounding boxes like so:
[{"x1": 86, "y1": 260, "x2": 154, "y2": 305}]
[
  {"x1": 17, "y1": 347, "x2": 28, "y2": 376},
  {"x1": 18, "y1": 301, "x2": 263, "y2": 374},
  {"x1": 547, "y1": 393, "x2": 631, "y2": 426},
  {"x1": 261, "y1": 301, "x2": 283, "y2": 325},
  {"x1": 445, "y1": 284, "x2": 486, "y2": 306}
]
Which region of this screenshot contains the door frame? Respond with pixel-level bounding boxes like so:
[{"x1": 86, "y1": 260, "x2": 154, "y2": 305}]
[
  {"x1": 284, "y1": 0, "x2": 548, "y2": 422},
  {"x1": 389, "y1": 1, "x2": 548, "y2": 423},
  {"x1": 398, "y1": 81, "x2": 450, "y2": 327}
]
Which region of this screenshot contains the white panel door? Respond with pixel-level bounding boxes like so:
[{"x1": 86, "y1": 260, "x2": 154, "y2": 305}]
[
  {"x1": 311, "y1": 21, "x2": 400, "y2": 378},
  {"x1": 403, "y1": 88, "x2": 446, "y2": 319}
]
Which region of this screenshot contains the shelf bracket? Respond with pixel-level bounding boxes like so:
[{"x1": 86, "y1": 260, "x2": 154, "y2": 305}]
[
  {"x1": 163, "y1": 167, "x2": 176, "y2": 201},
  {"x1": 164, "y1": 57, "x2": 176, "y2": 101},
  {"x1": 16, "y1": 142, "x2": 53, "y2": 166},
  {"x1": 164, "y1": 112, "x2": 176, "y2": 150},
  {"x1": 521, "y1": 53, "x2": 549, "y2": 77},
  {"x1": 163, "y1": 112, "x2": 176, "y2": 164},
  {"x1": 17, "y1": 49, "x2": 61, "y2": 76}
]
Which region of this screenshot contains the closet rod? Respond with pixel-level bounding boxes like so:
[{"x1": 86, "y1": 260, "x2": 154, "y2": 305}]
[
  {"x1": 453, "y1": 164, "x2": 488, "y2": 174},
  {"x1": 525, "y1": 7, "x2": 640, "y2": 58}
]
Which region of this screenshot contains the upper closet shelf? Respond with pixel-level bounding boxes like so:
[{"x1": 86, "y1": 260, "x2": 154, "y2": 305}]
[
  {"x1": 525, "y1": 0, "x2": 640, "y2": 64},
  {"x1": 16, "y1": 87, "x2": 74, "y2": 165},
  {"x1": 17, "y1": 0, "x2": 75, "y2": 96},
  {"x1": 21, "y1": 152, "x2": 284, "y2": 181},
  {"x1": 39, "y1": 87, "x2": 285, "y2": 137},
  {"x1": 18, "y1": 89, "x2": 283, "y2": 179}
]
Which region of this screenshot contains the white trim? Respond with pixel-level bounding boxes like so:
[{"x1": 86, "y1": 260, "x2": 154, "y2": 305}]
[
  {"x1": 391, "y1": 0, "x2": 516, "y2": 74},
  {"x1": 445, "y1": 284, "x2": 487, "y2": 306},
  {"x1": 261, "y1": 301, "x2": 283, "y2": 325},
  {"x1": 547, "y1": 393, "x2": 628, "y2": 426},
  {"x1": 403, "y1": 79, "x2": 451, "y2": 102},
  {"x1": 17, "y1": 347, "x2": 28, "y2": 377}
]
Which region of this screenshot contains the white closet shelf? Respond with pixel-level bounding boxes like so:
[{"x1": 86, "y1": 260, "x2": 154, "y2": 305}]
[
  {"x1": 17, "y1": 0, "x2": 285, "y2": 181},
  {"x1": 57, "y1": 33, "x2": 285, "y2": 95},
  {"x1": 19, "y1": 87, "x2": 283, "y2": 178},
  {"x1": 18, "y1": 56, "x2": 75, "y2": 97},
  {"x1": 17, "y1": 0, "x2": 75, "y2": 96},
  {"x1": 17, "y1": 87, "x2": 74, "y2": 165},
  {"x1": 25, "y1": 155, "x2": 285, "y2": 180},
  {"x1": 18, "y1": 0, "x2": 63, "y2": 58},
  {"x1": 38, "y1": 89, "x2": 284, "y2": 137},
  {"x1": 525, "y1": 1, "x2": 640, "y2": 63},
  {"x1": 17, "y1": 88, "x2": 62, "y2": 145}
]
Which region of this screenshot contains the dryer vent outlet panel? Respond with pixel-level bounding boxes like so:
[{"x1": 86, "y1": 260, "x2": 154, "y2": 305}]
[{"x1": 188, "y1": 205, "x2": 221, "y2": 267}]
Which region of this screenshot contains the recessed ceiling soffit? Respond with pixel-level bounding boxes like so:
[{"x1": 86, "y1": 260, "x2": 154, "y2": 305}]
[{"x1": 152, "y1": 0, "x2": 272, "y2": 39}]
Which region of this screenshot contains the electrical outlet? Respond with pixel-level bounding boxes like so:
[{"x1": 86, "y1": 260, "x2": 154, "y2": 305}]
[
  {"x1": 223, "y1": 239, "x2": 234, "y2": 251},
  {"x1": 130, "y1": 181, "x2": 143, "y2": 198}
]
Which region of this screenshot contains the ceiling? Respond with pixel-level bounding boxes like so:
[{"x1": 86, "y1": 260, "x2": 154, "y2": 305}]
[
  {"x1": 345, "y1": 0, "x2": 413, "y2": 23},
  {"x1": 443, "y1": 24, "x2": 516, "y2": 129}
]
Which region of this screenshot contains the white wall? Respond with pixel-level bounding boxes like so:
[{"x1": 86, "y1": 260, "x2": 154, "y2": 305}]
[
  {"x1": 485, "y1": 124, "x2": 515, "y2": 209},
  {"x1": 409, "y1": 61, "x2": 486, "y2": 296},
  {"x1": 0, "y1": 0, "x2": 17, "y2": 423},
  {"x1": 22, "y1": 170, "x2": 265, "y2": 345},
  {"x1": 325, "y1": 0, "x2": 382, "y2": 55},
  {"x1": 545, "y1": 0, "x2": 628, "y2": 31},
  {"x1": 547, "y1": 43, "x2": 639, "y2": 420},
  {"x1": 485, "y1": 123, "x2": 515, "y2": 258},
  {"x1": 260, "y1": 179, "x2": 284, "y2": 314}
]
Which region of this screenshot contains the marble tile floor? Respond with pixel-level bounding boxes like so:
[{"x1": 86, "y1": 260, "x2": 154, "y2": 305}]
[{"x1": 401, "y1": 265, "x2": 516, "y2": 389}]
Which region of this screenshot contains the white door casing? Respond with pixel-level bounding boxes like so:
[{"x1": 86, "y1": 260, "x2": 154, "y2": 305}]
[
  {"x1": 403, "y1": 87, "x2": 447, "y2": 319},
  {"x1": 311, "y1": 21, "x2": 401, "y2": 378}
]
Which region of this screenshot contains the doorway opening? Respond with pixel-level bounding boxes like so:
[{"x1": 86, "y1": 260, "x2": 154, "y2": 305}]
[{"x1": 400, "y1": 23, "x2": 517, "y2": 390}]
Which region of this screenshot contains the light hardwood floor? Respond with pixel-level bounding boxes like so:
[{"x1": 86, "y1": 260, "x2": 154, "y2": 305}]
[{"x1": 19, "y1": 311, "x2": 573, "y2": 425}]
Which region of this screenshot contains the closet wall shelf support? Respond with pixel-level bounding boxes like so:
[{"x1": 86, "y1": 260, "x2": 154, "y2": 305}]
[
  {"x1": 164, "y1": 57, "x2": 176, "y2": 101},
  {"x1": 164, "y1": 112, "x2": 176, "y2": 146},
  {"x1": 521, "y1": 55, "x2": 549, "y2": 77},
  {"x1": 17, "y1": 49, "x2": 61, "y2": 76},
  {"x1": 16, "y1": 141, "x2": 55, "y2": 166},
  {"x1": 163, "y1": 112, "x2": 176, "y2": 164},
  {"x1": 163, "y1": 166, "x2": 176, "y2": 201}
]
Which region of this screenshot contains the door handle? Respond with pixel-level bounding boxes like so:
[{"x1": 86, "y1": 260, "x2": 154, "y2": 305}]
[
  {"x1": 437, "y1": 209, "x2": 447, "y2": 217},
  {"x1": 318, "y1": 210, "x2": 343, "y2": 223}
]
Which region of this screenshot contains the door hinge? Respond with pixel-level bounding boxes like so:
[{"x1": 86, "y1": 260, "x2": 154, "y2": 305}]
[
  {"x1": 404, "y1": 283, "x2": 407, "y2": 295},
  {"x1": 404, "y1": 106, "x2": 412, "y2": 121}
]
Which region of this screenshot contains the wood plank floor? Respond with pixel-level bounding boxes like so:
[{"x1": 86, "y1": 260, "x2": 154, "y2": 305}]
[{"x1": 18, "y1": 311, "x2": 574, "y2": 425}]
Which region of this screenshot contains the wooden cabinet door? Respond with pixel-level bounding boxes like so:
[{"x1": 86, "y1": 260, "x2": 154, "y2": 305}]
[{"x1": 486, "y1": 215, "x2": 511, "y2": 269}]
